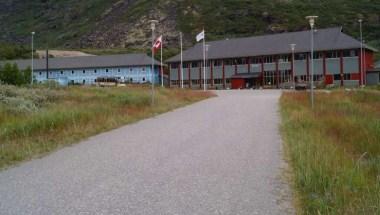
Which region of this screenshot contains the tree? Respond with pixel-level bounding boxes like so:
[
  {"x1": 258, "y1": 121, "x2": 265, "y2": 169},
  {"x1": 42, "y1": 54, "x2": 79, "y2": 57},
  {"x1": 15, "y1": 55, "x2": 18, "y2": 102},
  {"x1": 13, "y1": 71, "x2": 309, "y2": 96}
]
[{"x1": 0, "y1": 63, "x2": 32, "y2": 86}]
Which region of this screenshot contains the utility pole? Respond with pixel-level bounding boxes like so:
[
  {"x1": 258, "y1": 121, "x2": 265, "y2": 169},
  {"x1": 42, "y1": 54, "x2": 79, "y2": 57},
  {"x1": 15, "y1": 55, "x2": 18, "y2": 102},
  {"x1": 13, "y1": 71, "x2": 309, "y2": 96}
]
[
  {"x1": 359, "y1": 19, "x2": 364, "y2": 87},
  {"x1": 150, "y1": 20, "x2": 158, "y2": 105},
  {"x1": 290, "y1": 44, "x2": 296, "y2": 90}
]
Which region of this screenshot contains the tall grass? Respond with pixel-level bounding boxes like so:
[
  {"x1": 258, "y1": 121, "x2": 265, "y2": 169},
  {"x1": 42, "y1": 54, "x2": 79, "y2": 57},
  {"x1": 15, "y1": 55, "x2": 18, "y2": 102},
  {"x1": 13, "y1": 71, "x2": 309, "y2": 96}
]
[
  {"x1": 281, "y1": 90, "x2": 380, "y2": 214},
  {"x1": 0, "y1": 85, "x2": 212, "y2": 169}
]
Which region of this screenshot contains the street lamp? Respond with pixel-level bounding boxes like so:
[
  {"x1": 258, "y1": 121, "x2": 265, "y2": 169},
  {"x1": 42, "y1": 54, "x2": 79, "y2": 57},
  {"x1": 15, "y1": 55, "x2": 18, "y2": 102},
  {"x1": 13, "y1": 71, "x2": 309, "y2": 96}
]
[
  {"x1": 290, "y1": 43, "x2": 296, "y2": 90},
  {"x1": 149, "y1": 20, "x2": 158, "y2": 105},
  {"x1": 306, "y1": 15, "x2": 318, "y2": 109},
  {"x1": 359, "y1": 19, "x2": 364, "y2": 87},
  {"x1": 180, "y1": 32, "x2": 183, "y2": 89},
  {"x1": 31, "y1": 32, "x2": 35, "y2": 85}
]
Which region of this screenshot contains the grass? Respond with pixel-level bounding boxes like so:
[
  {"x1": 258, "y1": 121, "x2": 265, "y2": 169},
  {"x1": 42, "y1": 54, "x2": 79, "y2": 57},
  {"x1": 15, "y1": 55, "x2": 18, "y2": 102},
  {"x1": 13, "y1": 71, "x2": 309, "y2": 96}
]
[
  {"x1": 0, "y1": 85, "x2": 212, "y2": 169},
  {"x1": 280, "y1": 89, "x2": 380, "y2": 214}
]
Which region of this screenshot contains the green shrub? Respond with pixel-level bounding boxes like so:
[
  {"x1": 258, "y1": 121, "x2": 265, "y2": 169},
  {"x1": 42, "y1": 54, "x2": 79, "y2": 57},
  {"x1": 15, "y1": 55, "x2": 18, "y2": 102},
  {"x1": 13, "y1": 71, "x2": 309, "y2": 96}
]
[{"x1": 0, "y1": 63, "x2": 31, "y2": 86}]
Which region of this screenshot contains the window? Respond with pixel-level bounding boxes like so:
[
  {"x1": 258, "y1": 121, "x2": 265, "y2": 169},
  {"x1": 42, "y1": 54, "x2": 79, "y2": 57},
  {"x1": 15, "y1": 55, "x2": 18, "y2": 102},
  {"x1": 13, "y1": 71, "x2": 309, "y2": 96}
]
[
  {"x1": 213, "y1": 60, "x2": 222, "y2": 67},
  {"x1": 130, "y1": 68, "x2": 133, "y2": 71},
  {"x1": 191, "y1": 62, "x2": 198, "y2": 68},
  {"x1": 142, "y1": 68, "x2": 145, "y2": 71},
  {"x1": 278, "y1": 55, "x2": 290, "y2": 62},
  {"x1": 83, "y1": 70, "x2": 85, "y2": 74},
  {"x1": 295, "y1": 53, "x2": 306, "y2": 60},
  {"x1": 118, "y1": 69, "x2": 120, "y2": 73},
  {"x1": 343, "y1": 50, "x2": 358, "y2": 57},
  {"x1": 251, "y1": 57, "x2": 261, "y2": 64},
  {"x1": 83, "y1": 80, "x2": 86, "y2": 84},
  {"x1": 60, "y1": 71, "x2": 63, "y2": 75},
  {"x1": 344, "y1": 74, "x2": 351, "y2": 80},
  {"x1": 224, "y1": 59, "x2": 233, "y2": 65},
  {"x1": 142, "y1": 77, "x2": 146, "y2": 81},
  {"x1": 334, "y1": 74, "x2": 341, "y2": 80},
  {"x1": 72, "y1": 71, "x2": 74, "y2": 74},
  {"x1": 39, "y1": 72, "x2": 42, "y2": 75},
  {"x1": 327, "y1": 51, "x2": 339, "y2": 58},
  {"x1": 94, "y1": 69, "x2": 97, "y2": 73},
  {"x1": 106, "y1": 69, "x2": 109, "y2": 73},
  {"x1": 313, "y1": 52, "x2": 323, "y2": 59},
  {"x1": 263, "y1": 56, "x2": 274, "y2": 63}
]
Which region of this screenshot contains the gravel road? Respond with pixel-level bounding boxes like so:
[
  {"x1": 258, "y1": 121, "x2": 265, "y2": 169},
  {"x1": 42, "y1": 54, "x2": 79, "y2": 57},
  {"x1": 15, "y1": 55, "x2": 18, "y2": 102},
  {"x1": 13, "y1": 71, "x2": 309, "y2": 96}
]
[{"x1": 0, "y1": 90, "x2": 293, "y2": 215}]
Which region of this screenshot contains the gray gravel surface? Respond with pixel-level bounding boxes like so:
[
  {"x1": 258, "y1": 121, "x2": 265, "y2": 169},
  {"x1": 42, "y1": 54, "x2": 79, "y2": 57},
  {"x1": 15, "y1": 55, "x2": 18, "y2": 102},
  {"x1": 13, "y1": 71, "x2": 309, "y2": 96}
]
[{"x1": 0, "y1": 90, "x2": 293, "y2": 215}]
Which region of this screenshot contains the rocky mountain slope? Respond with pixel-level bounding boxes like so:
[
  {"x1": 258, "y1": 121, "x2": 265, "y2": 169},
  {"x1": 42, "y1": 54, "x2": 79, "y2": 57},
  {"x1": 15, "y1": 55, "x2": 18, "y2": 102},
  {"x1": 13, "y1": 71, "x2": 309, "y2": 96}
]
[{"x1": 1, "y1": 0, "x2": 379, "y2": 51}]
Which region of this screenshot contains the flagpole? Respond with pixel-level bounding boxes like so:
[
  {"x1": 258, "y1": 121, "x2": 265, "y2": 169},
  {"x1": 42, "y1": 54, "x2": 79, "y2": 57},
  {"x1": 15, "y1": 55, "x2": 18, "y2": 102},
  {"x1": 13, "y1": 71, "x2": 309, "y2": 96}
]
[
  {"x1": 161, "y1": 35, "x2": 163, "y2": 87},
  {"x1": 203, "y1": 29, "x2": 206, "y2": 91},
  {"x1": 180, "y1": 32, "x2": 183, "y2": 89}
]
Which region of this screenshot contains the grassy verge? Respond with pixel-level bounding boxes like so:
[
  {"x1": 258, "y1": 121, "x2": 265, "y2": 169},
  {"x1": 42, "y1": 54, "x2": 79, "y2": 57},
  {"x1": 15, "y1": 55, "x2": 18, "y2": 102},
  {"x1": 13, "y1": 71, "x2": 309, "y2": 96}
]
[
  {"x1": 0, "y1": 85, "x2": 212, "y2": 169},
  {"x1": 280, "y1": 90, "x2": 380, "y2": 214}
]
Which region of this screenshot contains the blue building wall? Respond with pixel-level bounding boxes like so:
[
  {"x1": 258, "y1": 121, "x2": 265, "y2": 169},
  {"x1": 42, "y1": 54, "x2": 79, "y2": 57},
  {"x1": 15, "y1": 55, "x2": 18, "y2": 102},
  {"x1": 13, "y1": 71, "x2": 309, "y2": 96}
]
[{"x1": 34, "y1": 66, "x2": 161, "y2": 85}]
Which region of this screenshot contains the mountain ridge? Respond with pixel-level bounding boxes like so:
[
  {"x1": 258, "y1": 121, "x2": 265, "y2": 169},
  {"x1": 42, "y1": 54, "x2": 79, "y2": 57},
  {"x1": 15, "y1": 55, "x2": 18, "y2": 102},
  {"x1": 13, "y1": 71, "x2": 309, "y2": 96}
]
[{"x1": 1, "y1": 0, "x2": 379, "y2": 52}]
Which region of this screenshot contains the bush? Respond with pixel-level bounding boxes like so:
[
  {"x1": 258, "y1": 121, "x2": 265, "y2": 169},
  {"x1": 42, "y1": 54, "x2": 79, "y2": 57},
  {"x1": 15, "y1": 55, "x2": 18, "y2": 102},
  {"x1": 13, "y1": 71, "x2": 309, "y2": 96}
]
[{"x1": 0, "y1": 63, "x2": 31, "y2": 86}]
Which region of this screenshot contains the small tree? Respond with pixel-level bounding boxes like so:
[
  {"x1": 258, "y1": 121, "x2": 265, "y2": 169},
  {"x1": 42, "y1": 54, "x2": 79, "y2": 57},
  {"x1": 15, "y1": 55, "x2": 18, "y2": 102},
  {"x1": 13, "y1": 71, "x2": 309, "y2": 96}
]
[{"x1": 0, "y1": 63, "x2": 31, "y2": 86}]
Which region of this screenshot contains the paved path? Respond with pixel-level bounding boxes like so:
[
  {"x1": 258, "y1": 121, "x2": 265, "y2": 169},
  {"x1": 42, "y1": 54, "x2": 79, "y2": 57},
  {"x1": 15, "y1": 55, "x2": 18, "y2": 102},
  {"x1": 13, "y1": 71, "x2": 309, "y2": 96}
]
[{"x1": 0, "y1": 90, "x2": 293, "y2": 215}]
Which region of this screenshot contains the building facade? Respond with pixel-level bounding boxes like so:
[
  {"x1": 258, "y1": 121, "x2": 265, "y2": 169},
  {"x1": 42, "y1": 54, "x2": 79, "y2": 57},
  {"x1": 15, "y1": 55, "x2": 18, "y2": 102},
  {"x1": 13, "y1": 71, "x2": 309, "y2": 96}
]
[
  {"x1": 166, "y1": 27, "x2": 377, "y2": 89},
  {"x1": 4, "y1": 54, "x2": 162, "y2": 85}
]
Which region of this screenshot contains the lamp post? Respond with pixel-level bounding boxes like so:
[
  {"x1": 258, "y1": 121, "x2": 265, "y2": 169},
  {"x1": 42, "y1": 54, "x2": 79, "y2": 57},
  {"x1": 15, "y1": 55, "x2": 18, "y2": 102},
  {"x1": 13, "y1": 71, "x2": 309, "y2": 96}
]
[
  {"x1": 359, "y1": 19, "x2": 364, "y2": 87},
  {"x1": 290, "y1": 43, "x2": 296, "y2": 90},
  {"x1": 149, "y1": 20, "x2": 158, "y2": 105},
  {"x1": 180, "y1": 32, "x2": 183, "y2": 89},
  {"x1": 31, "y1": 32, "x2": 35, "y2": 85},
  {"x1": 306, "y1": 15, "x2": 318, "y2": 109}
]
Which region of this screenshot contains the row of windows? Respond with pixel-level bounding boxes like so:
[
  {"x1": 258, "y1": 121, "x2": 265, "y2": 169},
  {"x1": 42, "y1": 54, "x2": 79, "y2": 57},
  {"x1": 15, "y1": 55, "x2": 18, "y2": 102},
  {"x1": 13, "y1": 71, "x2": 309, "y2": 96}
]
[
  {"x1": 171, "y1": 79, "x2": 231, "y2": 85},
  {"x1": 171, "y1": 50, "x2": 359, "y2": 68},
  {"x1": 38, "y1": 68, "x2": 149, "y2": 76}
]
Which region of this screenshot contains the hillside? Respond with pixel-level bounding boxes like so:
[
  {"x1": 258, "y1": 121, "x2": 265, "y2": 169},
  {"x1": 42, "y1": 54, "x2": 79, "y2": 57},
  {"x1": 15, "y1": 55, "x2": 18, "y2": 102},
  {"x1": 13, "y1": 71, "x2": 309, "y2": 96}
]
[{"x1": 1, "y1": 0, "x2": 379, "y2": 52}]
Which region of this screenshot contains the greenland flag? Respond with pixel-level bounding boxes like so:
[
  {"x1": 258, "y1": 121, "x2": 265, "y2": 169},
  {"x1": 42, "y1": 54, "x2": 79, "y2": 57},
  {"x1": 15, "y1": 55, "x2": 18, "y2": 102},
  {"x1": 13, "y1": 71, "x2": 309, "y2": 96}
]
[
  {"x1": 196, "y1": 30, "x2": 205, "y2": 42},
  {"x1": 153, "y1": 35, "x2": 162, "y2": 53}
]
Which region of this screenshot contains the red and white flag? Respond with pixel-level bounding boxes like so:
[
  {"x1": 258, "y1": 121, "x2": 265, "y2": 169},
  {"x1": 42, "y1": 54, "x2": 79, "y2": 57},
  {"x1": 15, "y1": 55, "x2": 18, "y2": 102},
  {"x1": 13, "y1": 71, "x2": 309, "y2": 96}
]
[{"x1": 153, "y1": 35, "x2": 162, "y2": 53}]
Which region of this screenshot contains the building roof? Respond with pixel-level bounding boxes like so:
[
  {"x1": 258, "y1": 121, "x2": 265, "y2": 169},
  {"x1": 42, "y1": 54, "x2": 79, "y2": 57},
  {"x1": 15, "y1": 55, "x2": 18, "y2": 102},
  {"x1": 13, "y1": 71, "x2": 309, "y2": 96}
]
[
  {"x1": 1, "y1": 53, "x2": 161, "y2": 71},
  {"x1": 166, "y1": 27, "x2": 377, "y2": 63}
]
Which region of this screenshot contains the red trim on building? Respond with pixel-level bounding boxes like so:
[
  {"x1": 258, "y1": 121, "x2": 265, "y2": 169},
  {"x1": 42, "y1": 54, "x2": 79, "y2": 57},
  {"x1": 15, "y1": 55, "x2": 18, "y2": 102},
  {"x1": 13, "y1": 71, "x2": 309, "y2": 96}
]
[
  {"x1": 222, "y1": 61, "x2": 226, "y2": 89},
  {"x1": 358, "y1": 48, "x2": 362, "y2": 85},
  {"x1": 248, "y1": 57, "x2": 251, "y2": 73},
  {"x1": 306, "y1": 53, "x2": 310, "y2": 81},
  {"x1": 231, "y1": 78, "x2": 245, "y2": 89},
  {"x1": 340, "y1": 50, "x2": 344, "y2": 87},
  {"x1": 211, "y1": 60, "x2": 214, "y2": 87},
  {"x1": 291, "y1": 54, "x2": 294, "y2": 83},
  {"x1": 351, "y1": 73, "x2": 360, "y2": 80},
  {"x1": 199, "y1": 62, "x2": 202, "y2": 88},
  {"x1": 261, "y1": 57, "x2": 264, "y2": 86},
  {"x1": 323, "y1": 52, "x2": 327, "y2": 76},
  {"x1": 325, "y1": 75, "x2": 334, "y2": 85},
  {"x1": 169, "y1": 66, "x2": 171, "y2": 88},
  {"x1": 188, "y1": 64, "x2": 191, "y2": 88},
  {"x1": 178, "y1": 66, "x2": 181, "y2": 86},
  {"x1": 275, "y1": 57, "x2": 279, "y2": 88}
]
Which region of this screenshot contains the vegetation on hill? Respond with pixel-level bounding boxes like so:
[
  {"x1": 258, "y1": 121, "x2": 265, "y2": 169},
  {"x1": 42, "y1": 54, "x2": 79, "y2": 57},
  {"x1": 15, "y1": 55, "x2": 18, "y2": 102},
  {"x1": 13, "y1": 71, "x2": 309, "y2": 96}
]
[
  {"x1": 1, "y1": 0, "x2": 379, "y2": 51},
  {"x1": 0, "y1": 85, "x2": 212, "y2": 169},
  {"x1": 0, "y1": 43, "x2": 33, "y2": 60},
  {"x1": 281, "y1": 90, "x2": 380, "y2": 214}
]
